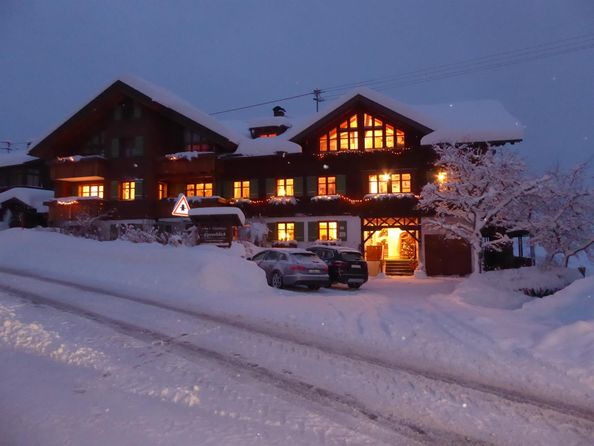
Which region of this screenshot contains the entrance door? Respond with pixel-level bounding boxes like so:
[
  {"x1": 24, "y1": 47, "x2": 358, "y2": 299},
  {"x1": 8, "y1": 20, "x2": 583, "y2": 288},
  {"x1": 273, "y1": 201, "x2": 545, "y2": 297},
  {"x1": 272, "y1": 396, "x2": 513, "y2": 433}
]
[{"x1": 363, "y1": 228, "x2": 417, "y2": 260}]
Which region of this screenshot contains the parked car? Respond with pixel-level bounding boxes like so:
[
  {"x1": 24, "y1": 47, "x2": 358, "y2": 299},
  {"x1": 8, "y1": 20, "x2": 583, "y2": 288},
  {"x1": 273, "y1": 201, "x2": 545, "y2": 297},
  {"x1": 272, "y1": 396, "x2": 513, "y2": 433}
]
[
  {"x1": 249, "y1": 248, "x2": 330, "y2": 290},
  {"x1": 306, "y1": 246, "x2": 368, "y2": 289}
]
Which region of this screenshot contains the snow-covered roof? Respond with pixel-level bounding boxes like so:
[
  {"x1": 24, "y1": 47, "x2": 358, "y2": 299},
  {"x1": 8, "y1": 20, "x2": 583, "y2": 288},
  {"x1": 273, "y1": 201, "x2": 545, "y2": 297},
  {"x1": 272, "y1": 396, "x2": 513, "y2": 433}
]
[
  {"x1": 188, "y1": 206, "x2": 246, "y2": 225},
  {"x1": 0, "y1": 187, "x2": 53, "y2": 212},
  {"x1": 233, "y1": 138, "x2": 301, "y2": 157},
  {"x1": 246, "y1": 116, "x2": 292, "y2": 129},
  {"x1": 0, "y1": 151, "x2": 37, "y2": 168},
  {"x1": 417, "y1": 101, "x2": 524, "y2": 145}
]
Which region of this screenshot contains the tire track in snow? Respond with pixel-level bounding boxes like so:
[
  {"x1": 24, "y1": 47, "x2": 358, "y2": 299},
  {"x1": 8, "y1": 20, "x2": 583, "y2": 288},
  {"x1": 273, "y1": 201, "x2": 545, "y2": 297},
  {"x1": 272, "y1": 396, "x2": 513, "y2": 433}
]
[
  {"x1": 0, "y1": 282, "x2": 488, "y2": 446},
  {"x1": 1, "y1": 267, "x2": 594, "y2": 425}
]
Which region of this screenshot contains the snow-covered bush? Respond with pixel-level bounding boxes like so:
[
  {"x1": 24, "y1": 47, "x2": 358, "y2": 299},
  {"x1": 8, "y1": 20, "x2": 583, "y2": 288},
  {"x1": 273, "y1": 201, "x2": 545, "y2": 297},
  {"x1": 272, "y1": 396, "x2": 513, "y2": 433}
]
[
  {"x1": 118, "y1": 224, "x2": 163, "y2": 244},
  {"x1": 61, "y1": 212, "x2": 106, "y2": 240},
  {"x1": 419, "y1": 144, "x2": 548, "y2": 273},
  {"x1": 238, "y1": 220, "x2": 269, "y2": 246}
]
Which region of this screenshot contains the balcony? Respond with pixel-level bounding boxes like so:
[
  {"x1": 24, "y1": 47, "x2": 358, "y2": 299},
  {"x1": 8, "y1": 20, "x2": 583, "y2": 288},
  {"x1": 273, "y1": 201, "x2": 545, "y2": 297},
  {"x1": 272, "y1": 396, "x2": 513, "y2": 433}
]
[
  {"x1": 51, "y1": 155, "x2": 107, "y2": 181},
  {"x1": 47, "y1": 197, "x2": 106, "y2": 224},
  {"x1": 157, "y1": 152, "x2": 216, "y2": 177}
]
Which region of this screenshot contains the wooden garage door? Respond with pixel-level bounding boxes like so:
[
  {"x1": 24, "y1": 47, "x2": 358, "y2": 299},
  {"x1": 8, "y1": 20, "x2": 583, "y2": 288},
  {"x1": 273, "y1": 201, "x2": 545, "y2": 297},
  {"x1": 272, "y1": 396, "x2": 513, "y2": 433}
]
[{"x1": 425, "y1": 234, "x2": 472, "y2": 276}]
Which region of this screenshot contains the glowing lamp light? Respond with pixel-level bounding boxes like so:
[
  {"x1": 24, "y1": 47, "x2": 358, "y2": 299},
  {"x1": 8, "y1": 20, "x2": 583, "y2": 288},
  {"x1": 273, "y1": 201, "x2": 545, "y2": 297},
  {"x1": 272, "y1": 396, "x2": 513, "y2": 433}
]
[
  {"x1": 436, "y1": 171, "x2": 447, "y2": 183},
  {"x1": 381, "y1": 173, "x2": 390, "y2": 181}
]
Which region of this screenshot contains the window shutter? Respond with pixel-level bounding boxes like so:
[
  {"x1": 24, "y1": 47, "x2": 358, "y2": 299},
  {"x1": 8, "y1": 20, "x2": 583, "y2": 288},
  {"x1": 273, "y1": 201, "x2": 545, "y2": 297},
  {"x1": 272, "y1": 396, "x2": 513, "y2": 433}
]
[
  {"x1": 114, "y1": 107, "x2": 122, "y2": 121},
  {"x1": 267, "y1": 223, "x2": 276, "y2": 241},
  {"x1": 306, "y1": 176, "x2": 317, "y2": 196},
  {"x1": 294, "y1": 222, "x2": 304, "y2": 242},
  {"x1": 222, "y1": 181, "x2": 232, "y2": 199},
  {"x1": 265, "y1": 178, "x2": 276, "y2": 197},
  {"x1": 71, "y1": 184, "x2": 79, "y2": 196},
  {"x1": 214, "y1": 181, "x2": 221, "y2": 197},
  {"x1": 133, "y1": 136, "x2": 144, "y2": 157},
  {"x1": 293, "y1": 177, "x2": 303, "y2": 197},
  {"x1": 110, "y1": 138, "x2": 119, "y2": 158},
  {"x1": 110, "y1": 180, "x2": 119, "y2": 200},
  {"x1": 249, "y1": 179, "x2": 259, "y2": 199},
  {"x1": 308, "y1": 221, "x2": 318, "y2": 242},
  {"x1": 133, "y1": 104, "x2": 142, "y2": 119},
  {"x1": 338, "y1": 220, "x2": 348, "y2": 241},
  {"x1": 135, "y1": 180, "x2": 144, "y2": 199},
  {"x1": 336, "y1": 175, "x2": 347, "y2": 195}
]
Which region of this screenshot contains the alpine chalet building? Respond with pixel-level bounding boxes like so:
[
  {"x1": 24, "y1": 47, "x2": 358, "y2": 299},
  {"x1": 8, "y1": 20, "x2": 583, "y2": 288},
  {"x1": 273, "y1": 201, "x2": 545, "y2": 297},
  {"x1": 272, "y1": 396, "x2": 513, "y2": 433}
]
[{"x1": 29, "y1": 76, "x2": 523, "y2": 276}]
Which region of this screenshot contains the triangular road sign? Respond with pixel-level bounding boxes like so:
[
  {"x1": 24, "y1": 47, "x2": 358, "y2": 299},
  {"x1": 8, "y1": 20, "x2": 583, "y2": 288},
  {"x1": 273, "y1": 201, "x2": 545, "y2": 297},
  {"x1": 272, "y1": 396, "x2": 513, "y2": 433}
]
[{"x1": 172, "y1": 193, "x2": 190, "y2": 217}]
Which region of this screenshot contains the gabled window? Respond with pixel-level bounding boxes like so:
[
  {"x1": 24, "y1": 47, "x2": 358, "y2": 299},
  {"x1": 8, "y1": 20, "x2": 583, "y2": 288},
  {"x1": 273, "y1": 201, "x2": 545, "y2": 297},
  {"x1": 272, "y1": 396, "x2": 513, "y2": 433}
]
[
  {"x1": 233, "y1": 180, "x2": 250, "y2": 199},
  {"x1": 276, "y1": 178, "x2": 294, "y2": 197},
  {"x1": 319, "y1": 115, "x2": 358, "y2": 152},
  {"x1": 363, "y1": 113, "x2": 405, "y2": 150},
  {"x1": 186, "y1": 182, "x2": 213, "y2": 197},
  {"x1": 277, "y1": 222, "x2": 294, "y2": 241},
  {"x1": 318, "y1": 176, "x2": 336, "y2": 195},
  {"x1": 319, "y1": 221, "x2": 337, "y2": 241},
  {"x1": 79, "y1": 184, "x2": 104, "y2": 198}
]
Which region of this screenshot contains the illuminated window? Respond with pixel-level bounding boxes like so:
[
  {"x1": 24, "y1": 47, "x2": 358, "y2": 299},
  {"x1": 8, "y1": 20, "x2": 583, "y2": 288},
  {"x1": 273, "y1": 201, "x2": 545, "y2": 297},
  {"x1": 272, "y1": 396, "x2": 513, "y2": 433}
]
[
  {"x1": 277, "y1": 222, "x2": 294, "y2": 241},
  {"x1": 186, "y1": 183, "x2": 213, "y2": 197},
  {"x1": 368, "y1": 174, "x2": 389, "y2": 194},
  {"x1": 258, "y1": 133, "x2": 277, "y2": 138},
  {"x1": 391, "y1": 173, "x2": 412, "y2": 193},
  {"x1": 320, "y1": 115, "x2": 358, "y2": 152},
  {"x1": 158, "y1": 182, "x2": 168, "y2": 200},
  {"x1": 121, "y1": 181, "x2": 135, "y2": 200},
  {"x1": 79, "y1": 184, "x2": 103, "y2": 198},
  {"x1": 317, "y1": 176, "x2": 336, "y2": 195},
  {"x1": 233, "y1": 180, "x2": 250, "y2": 199},
  {"x1": 319, "y1": 221, "x2": 338, "y2": 241},
  {"x1": 276, "y1": 178, "x2": 294, "y2": 197}
]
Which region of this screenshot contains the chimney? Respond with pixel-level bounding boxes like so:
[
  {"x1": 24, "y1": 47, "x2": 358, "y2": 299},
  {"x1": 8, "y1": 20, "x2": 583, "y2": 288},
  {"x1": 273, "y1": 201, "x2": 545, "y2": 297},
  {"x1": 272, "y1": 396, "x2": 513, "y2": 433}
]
[{"x1": 273, "y1": 106, "x2": 286, "y2": 117}]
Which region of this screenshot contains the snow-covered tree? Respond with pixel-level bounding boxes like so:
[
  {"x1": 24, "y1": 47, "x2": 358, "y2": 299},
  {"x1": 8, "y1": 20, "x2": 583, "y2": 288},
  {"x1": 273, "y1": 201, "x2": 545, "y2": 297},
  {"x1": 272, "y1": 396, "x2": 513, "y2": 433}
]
[
  {"x1": 514, "y1": 163, "x2": 594, "y2": 267},
  {"x1": 418, "y1": 144, "x2": 548, "y2": 273}
]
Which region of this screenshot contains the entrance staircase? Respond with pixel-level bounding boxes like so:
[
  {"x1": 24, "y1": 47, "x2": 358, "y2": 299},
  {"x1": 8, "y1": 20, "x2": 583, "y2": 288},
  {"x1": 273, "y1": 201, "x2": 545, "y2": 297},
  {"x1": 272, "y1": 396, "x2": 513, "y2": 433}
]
[{"x1": 384, "y1": 259, "x2": 417, "y2": 276}]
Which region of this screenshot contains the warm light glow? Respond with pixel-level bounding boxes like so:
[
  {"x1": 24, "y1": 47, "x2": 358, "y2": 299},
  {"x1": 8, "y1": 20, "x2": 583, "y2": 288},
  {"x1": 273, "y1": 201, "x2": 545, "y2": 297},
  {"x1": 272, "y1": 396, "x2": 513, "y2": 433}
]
[
  {"x1": 277, "y1": 222, "x2": 294, "y2": 241},
  {"x1": 319, "y1": 221, "x2": 338, "y2": 241},
  {"x1": 233, "y1": 180, "x2": 250, "y2": 199},
  {"x1": 258, "y1": 133, "x2": 277, "y2": 138},
  {"x1": 158, "y1": 182, "x2": 168, "y2": 200},
  {"x1": 79, "y1": 184, "x2": 103, "y2": 198},
  {"x1": 121, "y1": 181, "x2": 135, "y2": 200},
  {"x1": 186, "y1": 183, "x2": 213, "y2": 197},
  {"x1": 436, "y1": 171, "x2": 447, "y2": 183},
  {"x1": 381, "y1": 173, "x2": 390, "y2": 182},
  {"x1": 57, "y1": 200, "x2": 78, "y2": 205},
  {"x1": 318, "y1": 176, "x2": 336, "y2": 195},
  {"x1": 276, "y1": 178, "x2": 294, "y2": 197}
]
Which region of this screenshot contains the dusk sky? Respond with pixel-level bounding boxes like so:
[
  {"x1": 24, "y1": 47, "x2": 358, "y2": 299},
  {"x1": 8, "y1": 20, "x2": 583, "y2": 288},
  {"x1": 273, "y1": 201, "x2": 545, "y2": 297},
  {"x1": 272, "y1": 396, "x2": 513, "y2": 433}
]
[{"x1": 1, "y1": 0, "x2": 593, "y2": 172}]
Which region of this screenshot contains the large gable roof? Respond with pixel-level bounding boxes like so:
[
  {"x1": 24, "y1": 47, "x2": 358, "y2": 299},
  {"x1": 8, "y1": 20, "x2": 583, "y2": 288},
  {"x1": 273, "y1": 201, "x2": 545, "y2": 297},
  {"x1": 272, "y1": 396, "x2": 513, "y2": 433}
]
[{"x1": 29, "y1": 75, "x2": 241, "y2": 157}]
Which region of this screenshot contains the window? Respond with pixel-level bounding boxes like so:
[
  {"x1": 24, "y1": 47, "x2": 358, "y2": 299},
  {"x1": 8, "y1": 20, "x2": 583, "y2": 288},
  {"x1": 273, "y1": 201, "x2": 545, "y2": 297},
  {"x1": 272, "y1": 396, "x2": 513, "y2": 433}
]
[
  {"x1": 186, "y1": 183, "x2": 213, "y2": 197},
  {"x1": 319, "y1": 221, "x2": 338, "y2": 241},
  {"x1": 258, "y1": 133, "x2": 277, "y2": 138},
  {"x1": 276, "y1": 178, "x2": 294, "y2": 197},
  {"x1": 158, "y1": 182, "x2": 168, "y2": 200},
  {"x1": 390, "y1": 173, "x2": 411, "y2": 193},
  {"x1": 369, "y1": 173, "x2": 411, "y2": 194},
  {"x1": 184, "y1": 129, "x2": 211, "y2": 152},
  {"x1": 318, "y1": 176, "x2": 336, "y2": 195},
  {"x1": 121, "y1": 181, "x2": 135, "y2": 200},
  {"x1": 320, "y1": 115, "x2": 358, "y2": 152},
  {"x1": 277, "y1": 222, "x2": 294, "y2": 241},
  {"x1": 233, "y1": 180, "x2": 250, "y2": 199},
  {"x1": 79, "y1": 184, "x2": 104, "y2": 198}
]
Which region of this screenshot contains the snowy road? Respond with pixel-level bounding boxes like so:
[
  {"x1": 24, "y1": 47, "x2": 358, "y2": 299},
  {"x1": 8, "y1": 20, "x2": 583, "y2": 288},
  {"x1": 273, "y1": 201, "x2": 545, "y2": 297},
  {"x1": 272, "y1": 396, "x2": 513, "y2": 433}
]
[{"x1": 1, "y1": 268, "x2": 593, "y2": 445}]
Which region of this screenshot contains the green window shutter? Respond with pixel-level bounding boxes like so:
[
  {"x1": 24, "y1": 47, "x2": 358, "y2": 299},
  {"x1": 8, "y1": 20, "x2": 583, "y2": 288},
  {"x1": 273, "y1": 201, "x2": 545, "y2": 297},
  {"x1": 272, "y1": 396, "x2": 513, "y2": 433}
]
[
  {"x1": 294, "y1": 222, "x2": 304, "y2": 242},
  {"x1": 308, "y1": 221, "x2": 318, "y2": 242},
  {"x1": 293, "y1": 177, "x2": 303, "y2": 197},
  {"x1": 110, "y1": 180, "x2": 119, "y2": 200},
  {"x1": 267, "y1": 223, "x2": 276, "y2": 241},
  {"x1": 110, "y1": 138, "x2": 120, "y2": 158},
  {"x1": 265, "y1": 178, "x2": 276, "y2": 197},
  {"x1": 133, "y1": 136, "x2": 144, "y2": 157},
  {"x1": 336, "y1": 175, "x2": 347, "y2": 195},
  {"x1": 135, "y1": 180, "x2": 144, "y2": 199},
  {"x1": 133, "y1": 104, "x2": 142, "y2": 119},
  {"x1": 338, "y1": 220, "x2": 348, "y2": 241},
  {"x1": 172, "y1": 183, "x2": 185, "y2": 196},
  {"x1": 114, "y1": 107, "x2": 122, "y2": 121},
  {"x1": 214, "y1": 181, "x2": 221, "y2": 197},
  {"x1": 222, "y1": 181, "x2": 232, "y2": 199},
  {"x1": 306, "y1": 176, "x2": 317, "y2": 196},
  {"x1": 249, "y1": 179, "x2": 259, "y2": 199},
  {"x1": 71, "y1": 184, "x2": 78, "y2": 196}
]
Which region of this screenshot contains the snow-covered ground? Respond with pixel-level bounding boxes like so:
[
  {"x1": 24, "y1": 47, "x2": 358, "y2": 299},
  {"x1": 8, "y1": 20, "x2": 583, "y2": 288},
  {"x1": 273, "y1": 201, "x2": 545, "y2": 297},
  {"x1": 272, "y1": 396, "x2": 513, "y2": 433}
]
[{"x1": 0, "y1": 229, "x2": 593, "y2": 444}]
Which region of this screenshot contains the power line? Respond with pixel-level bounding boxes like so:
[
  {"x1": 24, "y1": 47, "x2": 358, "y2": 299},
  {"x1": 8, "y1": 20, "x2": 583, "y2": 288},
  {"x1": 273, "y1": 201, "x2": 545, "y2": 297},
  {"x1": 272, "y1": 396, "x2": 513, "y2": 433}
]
[{"x1": 209, "y1": 91, "x2": 314, "y2": 115}]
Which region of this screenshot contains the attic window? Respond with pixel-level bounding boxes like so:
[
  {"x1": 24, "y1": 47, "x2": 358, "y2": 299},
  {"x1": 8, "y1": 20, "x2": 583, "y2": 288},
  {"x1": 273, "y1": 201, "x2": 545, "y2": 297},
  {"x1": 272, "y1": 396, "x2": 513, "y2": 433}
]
[
  {"x1": 258, "y1": 133, "x2": 277, "y2": 138},
  {"x1": 319, "y1": 114, "x2": 358, "y2": 152},
  {"x1": 363, "y1": 113, "x2": 405, "y2": 150}
]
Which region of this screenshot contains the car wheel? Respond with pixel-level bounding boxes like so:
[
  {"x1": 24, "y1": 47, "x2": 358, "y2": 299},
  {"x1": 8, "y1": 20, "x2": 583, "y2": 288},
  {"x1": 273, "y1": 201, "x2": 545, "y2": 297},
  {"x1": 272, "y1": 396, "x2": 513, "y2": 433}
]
[
  {"x1": 271, "y1": 271, "x2": 283, "y2": 289},
  {"x1": 308, "y1": 285, "x2": 320, "y2": 290},
  {"x1": 348, "y1": 283, "x2": 362, "y2": 289}
]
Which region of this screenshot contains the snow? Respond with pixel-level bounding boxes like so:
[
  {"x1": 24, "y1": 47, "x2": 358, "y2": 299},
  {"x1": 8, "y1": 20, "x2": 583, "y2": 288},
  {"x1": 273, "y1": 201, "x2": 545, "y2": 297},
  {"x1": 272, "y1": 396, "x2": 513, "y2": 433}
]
[
  {"x1": 363, "y1": 192, "x2": 417, "y2": 200},
  {"x1": 188, "y1": 206, "x2": 246, "y2": 225},
  {"x1": 1, "y1": 230, "x2": 593, "y2": 444},
  {"x1": 49, "y1": 196, "x2": 103, "y2": 203},
  {"x1": 0, "y1": 150, "x2": 37, "y2": 167},
  {"x1": 163, "y1": 151, "x2": 214, "y2": 160},
  {"x1": 234, "y1": 137, "x2": 302, "y2": 157},
  {"x1": 56, "y1": 154, "x2": 105, "y2": 163},
  {"x1": 0, "y1": 187, "x2": 54, "y2": 212}
]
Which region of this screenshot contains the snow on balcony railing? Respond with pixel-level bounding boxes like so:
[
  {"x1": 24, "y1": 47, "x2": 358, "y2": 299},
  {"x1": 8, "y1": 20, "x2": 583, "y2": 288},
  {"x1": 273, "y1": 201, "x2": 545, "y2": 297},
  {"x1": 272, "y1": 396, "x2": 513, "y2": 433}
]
[
  {"x1": 310, "y1": 194, "x2": 341, "y2": 202},
  {"x1": 163, "y1": 151, "x2": 214, "y2": 161},
  {"x1": 363, "y1": 193, "x2": 417, "y2": 200},
  {"x1": 55, "y1": 155, "x2": 106, "y2": 163},
  {"x1": 268, "y1": 196, "x2": 297, "y2": 205},
  {"x1": 51, "y1": 196, "x2": 104, "y2": 205}
]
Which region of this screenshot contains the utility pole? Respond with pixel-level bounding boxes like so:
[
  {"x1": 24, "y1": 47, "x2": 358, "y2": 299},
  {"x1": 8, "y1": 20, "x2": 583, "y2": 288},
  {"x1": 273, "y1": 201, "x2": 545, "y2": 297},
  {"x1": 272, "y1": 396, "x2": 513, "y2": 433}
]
[{"x1": 313, "y1": 89, "x2": 324, "y2": 112}]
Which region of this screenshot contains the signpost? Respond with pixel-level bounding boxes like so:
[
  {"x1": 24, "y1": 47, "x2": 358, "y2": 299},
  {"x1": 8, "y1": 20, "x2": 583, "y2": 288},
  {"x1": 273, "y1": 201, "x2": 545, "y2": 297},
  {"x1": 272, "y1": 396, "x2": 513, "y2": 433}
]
[{"x1": 171, "y1": 194, "x2": 190, "y2": 217}]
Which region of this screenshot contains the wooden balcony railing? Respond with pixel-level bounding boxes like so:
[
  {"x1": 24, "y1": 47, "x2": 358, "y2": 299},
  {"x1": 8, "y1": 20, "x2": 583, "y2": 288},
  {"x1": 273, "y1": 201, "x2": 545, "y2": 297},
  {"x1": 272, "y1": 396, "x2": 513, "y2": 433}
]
[
  {"x1": 47, "y1": 198, "x2": 106, "y2": 224},
  {"x1": 156, "y1": 153, "x2": 216, "y2": 177},
  {"x1": 51, "y1": 156, "x2": 107, "y2": 180}
]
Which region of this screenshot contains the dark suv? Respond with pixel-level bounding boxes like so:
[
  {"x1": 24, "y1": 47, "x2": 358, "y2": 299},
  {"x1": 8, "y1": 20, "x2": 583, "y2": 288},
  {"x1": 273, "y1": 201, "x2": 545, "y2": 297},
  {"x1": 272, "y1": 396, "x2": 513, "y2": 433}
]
[{"x1": 306, "y1": 246, "x2": 368, "y2": 289}]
